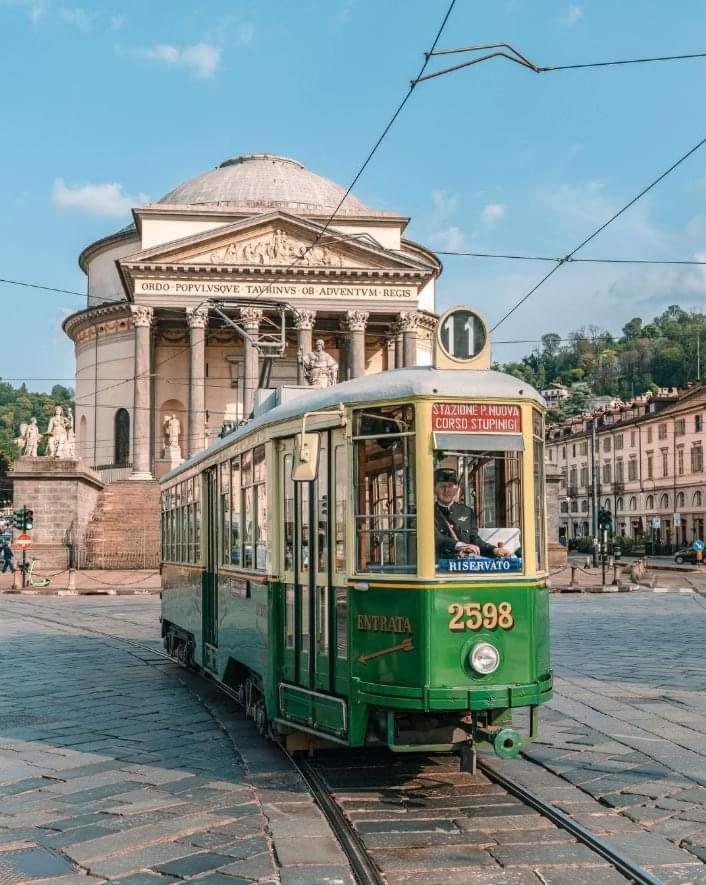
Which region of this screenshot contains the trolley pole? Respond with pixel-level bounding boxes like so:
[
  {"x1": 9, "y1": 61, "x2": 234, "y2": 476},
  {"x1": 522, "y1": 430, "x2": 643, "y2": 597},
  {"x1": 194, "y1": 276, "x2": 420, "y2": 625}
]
[
  {"x1": 21, "y1": 548, "x2": 26, "y2": 589},
  {"x1": 591, "y1": 419, "x2": 599, "y2": 567}
]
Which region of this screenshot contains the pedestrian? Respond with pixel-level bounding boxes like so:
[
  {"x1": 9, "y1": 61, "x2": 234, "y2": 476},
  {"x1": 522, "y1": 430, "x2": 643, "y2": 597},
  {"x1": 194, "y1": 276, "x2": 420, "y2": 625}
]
[{"x1": 1, "y1": 541, "x2": 16, "y2": 574}]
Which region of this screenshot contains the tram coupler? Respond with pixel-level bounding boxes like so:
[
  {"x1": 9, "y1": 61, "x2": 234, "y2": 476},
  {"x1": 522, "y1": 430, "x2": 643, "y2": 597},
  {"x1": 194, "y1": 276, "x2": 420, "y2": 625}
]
[{"x1": 473, "y1": 724, "x2": 522, "y2": 759}]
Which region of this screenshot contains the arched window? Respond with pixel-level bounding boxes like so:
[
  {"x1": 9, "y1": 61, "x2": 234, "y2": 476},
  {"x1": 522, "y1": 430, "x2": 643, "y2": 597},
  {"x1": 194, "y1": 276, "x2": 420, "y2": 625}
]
[
  {"x1": 114, "y1": 408, "x2": 130, "y2": 466},
  {"x1": 676, "y1": 491, "x2": 685, "y2": 509},
  {"x1": 629, "y1": 496, "x2": 637, "y2": 512},
  {"x1": 616, "y1": 497, "x2": 624, "y2": 512},
  {"x1": 560, "y1": 501, "x2": 569, "y2": 513},
  {"x1": 646, "y1": 495, "x2": 654, "y2": 510},
  {"x1": 603, "y1": 499, "x2": 611, "y2": 511},
  {"x1": 581, "y1": 500, "x2": 589, "y2": 512},
  {"x1": 694, "y1": 491, "x2": 703, "y2": 507},
  {"x1": 660, "y1": 493, "x2": 669, "y2": 510}
]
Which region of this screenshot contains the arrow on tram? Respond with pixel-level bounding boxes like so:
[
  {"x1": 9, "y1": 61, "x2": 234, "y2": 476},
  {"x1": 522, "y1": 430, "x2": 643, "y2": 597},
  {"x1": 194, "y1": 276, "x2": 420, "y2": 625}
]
[{"x1": 357, "y1": 637, "x2": 414, "y2": 665}]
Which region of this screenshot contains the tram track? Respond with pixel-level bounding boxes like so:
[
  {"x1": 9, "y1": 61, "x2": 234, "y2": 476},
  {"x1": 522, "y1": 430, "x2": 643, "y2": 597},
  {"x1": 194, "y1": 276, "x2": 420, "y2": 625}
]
[{"x1": 2, "y1": 597, "x2": 663, "y2": 885}]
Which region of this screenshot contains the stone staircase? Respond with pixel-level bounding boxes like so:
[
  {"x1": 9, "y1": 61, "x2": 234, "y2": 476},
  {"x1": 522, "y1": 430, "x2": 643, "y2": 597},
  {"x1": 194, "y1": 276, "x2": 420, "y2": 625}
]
[{"x1": 83, "y1": 480, "x2": 161, "y2": 569}]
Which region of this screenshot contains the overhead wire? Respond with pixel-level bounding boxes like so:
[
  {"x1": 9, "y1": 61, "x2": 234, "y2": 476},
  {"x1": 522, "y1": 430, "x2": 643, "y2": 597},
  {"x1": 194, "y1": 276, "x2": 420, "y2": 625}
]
[
  {"x1": 490, "y1": 135, "x2": 706, "y2": 332},
  {"x1": 435, "y1": 250, "x2": 706, "y2": 267}
]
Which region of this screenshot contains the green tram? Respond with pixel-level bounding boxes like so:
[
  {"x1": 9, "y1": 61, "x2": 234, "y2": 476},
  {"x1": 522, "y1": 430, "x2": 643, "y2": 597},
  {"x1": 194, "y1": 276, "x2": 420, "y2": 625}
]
[{"x1": 160, "y1": 307, "x2": 552, "y2": 763}]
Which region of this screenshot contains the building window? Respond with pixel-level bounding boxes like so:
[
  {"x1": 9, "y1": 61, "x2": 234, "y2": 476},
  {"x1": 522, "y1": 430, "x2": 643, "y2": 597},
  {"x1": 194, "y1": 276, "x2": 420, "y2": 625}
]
[
  {"x1": 615, "y1": 460, "x2": 624, "y2": 483},
  {"x1": 658, "y1": 423, "x2": 667, "y2": 440},
  {"x1": 676, "y1": 492, "x2": 685, "y2": 509},
  {"x1": 572, "y1": 443, "x2": 576, "y2": 458},
  {"x1": 675, "y1": 418, "x2": 686, "y2": 436},
  {"x1": 696, "y1": 414, "x2": 703, "y2": 433},
  {"x1": 692, "y1": 445, "x2": 704, "y2": 473},
  {"x1": 661, "y1": 449, "x2": 669, "y2": 477},
  {"x1": 581, "y1": 500, "x2": 589, "y2": 513},
  {"x1": 646, "y1": 452, "x2": 654, "y2": 480},
  {"x1": 629, "y1": 496, "x2": 637, "y2": 512},
  {"x1": 647, "y1": 426, "x2": 653, "y2": 443},
  {"x1": 615, "y1": 434, "x2": 624, "y2": 450},
  {"x1": 580, "y1": 441, "x2": 588, "y2": 456},
  {"x1": 660, "y1": 493, "x2": 669, "y2": 510},
  {"x1": 646, "y1": 494, "x2": 654, "y2": 510},
  {"x1": 114, "y1": 408, "x2": 130, "y2": 466},
  {"x1": 630, "y1": 431, "x2": 637, "y2": 447},
  {"x1": 548, "y1": 448, "x2": 553, "y2": 461},
  {"x1": 570, "y1": 500, "x2": 578, "y2": 512},
  {"x1": 602, "y1": 462, "x2": 611, "y2": 484},
  {"x1": 580, "y1": 464, "x2": 589, "y2": 487},
  {"x1": 628, "y1": 458, "x2": 638, "y2": 481},
  {"x1": 560, "y1": 501, "x2": 569, "y2": 513},
  {"x1": 603, "y1": 437, "x2": 611, "y2": 453},
  {"x1": 677, "y1": 447, "x2": 684, "y2": 475},
  {"x1": 694, "y1": 491, "x2": 703, "y2": 507},
  {"x1": 561, "y1": 446, "x2": 566, "y2": 459},
  {"x1": 616, "y1": 497, "x2": 624, "y2": 512}
]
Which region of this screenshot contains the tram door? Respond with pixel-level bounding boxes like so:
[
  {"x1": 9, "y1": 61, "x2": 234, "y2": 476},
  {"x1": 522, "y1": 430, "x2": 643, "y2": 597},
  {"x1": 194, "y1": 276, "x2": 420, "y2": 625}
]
[
  {"x1": 279, "y1": 431, "x2": 347, "y2": 734},
  {"x1": 202, "y1": 467, "x2": 218, "y2": 671}
]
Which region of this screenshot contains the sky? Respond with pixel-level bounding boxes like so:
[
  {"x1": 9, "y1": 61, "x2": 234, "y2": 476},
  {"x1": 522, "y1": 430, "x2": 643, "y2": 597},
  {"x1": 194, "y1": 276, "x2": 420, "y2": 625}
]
[{"x1": 2, "y1": 0, "x2": 706, "y2": 390}]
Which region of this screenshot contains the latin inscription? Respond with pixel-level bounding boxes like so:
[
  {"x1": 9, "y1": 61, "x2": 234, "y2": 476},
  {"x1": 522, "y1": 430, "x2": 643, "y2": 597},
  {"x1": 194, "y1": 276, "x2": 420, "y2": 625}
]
[{"x1": 135, "y1": 279, "x2": 416, "y2": 301}]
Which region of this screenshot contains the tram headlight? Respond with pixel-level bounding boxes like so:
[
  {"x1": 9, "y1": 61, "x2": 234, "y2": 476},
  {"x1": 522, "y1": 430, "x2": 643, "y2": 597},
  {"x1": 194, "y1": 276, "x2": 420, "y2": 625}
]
[{"x1": 469, "y1": 642, "x2": 500, "y2": 675}]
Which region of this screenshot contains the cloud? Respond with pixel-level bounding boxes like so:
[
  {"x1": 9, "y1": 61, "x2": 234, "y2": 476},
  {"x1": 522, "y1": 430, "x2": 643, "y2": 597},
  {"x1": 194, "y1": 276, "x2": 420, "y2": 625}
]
[
  {"x1": 0, "y1": 0, "x2": 48, "y2": 23},
  {"x1": 430, "y1": 189, "x2": 460, "y2": 226},
  {"x1": 430, "y1": 226, "x2": 466, "y2": 252},
  {"x1": 333, "y1": 0, "x2": 355, "y2": 29},
  {"x1": 59, "y1": 6, "x2": 94, "y2": 30},
  {"x1": 52, "y1": 178, "x2": 148, "y2": 217},
  {"x1": 109, "y1": 14, "x2": 123, "y2": 30},
  {"x1": 558, "y1": 4, "x2": 583, "y2": 27},
  {"x1": 133, "y1": 42, "x2": 221, "y2": 78},
  {"x1": 481, "y1": 203, "x2": 506, "y2": 228}
]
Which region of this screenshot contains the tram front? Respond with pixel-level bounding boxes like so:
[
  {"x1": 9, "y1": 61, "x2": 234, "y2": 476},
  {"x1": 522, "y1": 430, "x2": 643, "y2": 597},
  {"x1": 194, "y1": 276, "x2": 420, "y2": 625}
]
[{"x1": 348, "y1": 307, "x2": 552, "y2": 764}]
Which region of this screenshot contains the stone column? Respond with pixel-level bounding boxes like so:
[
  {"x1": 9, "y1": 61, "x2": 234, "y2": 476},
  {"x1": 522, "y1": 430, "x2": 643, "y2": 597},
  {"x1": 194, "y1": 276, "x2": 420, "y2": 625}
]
[
  {"x1": 344, "y1": 310, "x2": 369, "y2": 379},
  {"x1": 186, "y1": 305, "x2": 209, "y2": 457},
  {"x1": 293, "y1": 310, "x2": 316, "y2": 384},
  {"x1": 130, "y1": 305, "x2": 154, "y2": 480},
  {"x1": 399, "y1": 311, "x2": 418, "y2": 367},
  {"x1": 241, "y1": 307, "x2": 262, "y2": 417},
  {"x1": 386, "y1": 327, "x2": 397, "y2": 370},
  {"x1": 394, "y1": 320, "x2": 404, "y2": 368},
  {"x1": 546, "y1": 460, "x2": 568, "y2": 569}
]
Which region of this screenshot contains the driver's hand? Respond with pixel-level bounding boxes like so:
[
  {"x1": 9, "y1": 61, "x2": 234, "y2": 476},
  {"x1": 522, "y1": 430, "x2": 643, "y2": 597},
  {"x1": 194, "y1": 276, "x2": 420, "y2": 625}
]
[
  {"x1": 493, "y1": 546, "x2": 511, "y2": 557},
  {"x1": 459, "y1": 543, "x2": 481, "y2": 557}
]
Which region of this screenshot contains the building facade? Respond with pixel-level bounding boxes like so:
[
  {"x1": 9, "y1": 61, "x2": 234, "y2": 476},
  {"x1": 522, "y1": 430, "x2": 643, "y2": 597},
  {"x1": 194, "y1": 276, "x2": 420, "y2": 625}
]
[
  {"x1": 546, "y1": 384, "x2": 706, "y2": 549},
  {"x1": 63, "y1": 154, "x2": 441, "y2": 480}
]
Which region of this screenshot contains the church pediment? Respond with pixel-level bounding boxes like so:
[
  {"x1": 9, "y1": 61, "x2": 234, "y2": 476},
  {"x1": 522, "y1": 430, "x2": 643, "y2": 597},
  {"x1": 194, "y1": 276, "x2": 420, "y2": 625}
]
[{"x1": 120, "y1": 211, "x2": 435, "y2": 275}]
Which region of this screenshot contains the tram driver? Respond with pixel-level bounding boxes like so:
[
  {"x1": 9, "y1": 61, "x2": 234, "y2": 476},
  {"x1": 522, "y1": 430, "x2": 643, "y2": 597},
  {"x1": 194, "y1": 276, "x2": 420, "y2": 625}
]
[{"x1": 434, "y1": 467, "x2": 512, "y2": 562}]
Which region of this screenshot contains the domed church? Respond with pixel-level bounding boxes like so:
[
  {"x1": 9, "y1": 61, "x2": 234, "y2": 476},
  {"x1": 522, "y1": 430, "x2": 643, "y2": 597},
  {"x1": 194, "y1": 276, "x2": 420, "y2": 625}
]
[{"x1": 63, "y1": 154, "x2": 441, "y2": 482}]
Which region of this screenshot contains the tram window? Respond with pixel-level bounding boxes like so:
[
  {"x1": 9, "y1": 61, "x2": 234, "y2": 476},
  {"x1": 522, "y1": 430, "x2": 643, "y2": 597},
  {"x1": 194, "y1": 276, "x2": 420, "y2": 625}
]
[
  {"x1": 230, "y1": 458, "x2": 241, "y2": 566},
  {"x1": 283, "y1": 454, "x2": 294, "y2": 571},
  {"x1": 533, "y1": 411, "x2": 546, "y2": 571},
  {"x1": 242, "y1": 450, "x2": 252, "y2": 486},
  {"x1": 318, "y1": 585, "x2": 328, "y2": 652},
  {"x1": 243, "y1": 485, "x2": 254, "y2": 570},
  {"x1": 334, "y1": 445, "x2": 346, "y2": 572},
  {"x1": 434, "y1": 446, "x2": 522, "y2": 575},
  {"x1": 336, "y1": 588, "x2": 348, "y2": 658},
  {"x1": 301, "y1": 584, "x2": 309, "y2": 653},
  {"x1": 255, "y1": 483, "x2": 267, "y2": 570},
  {"x1": 300, "y1": 481, "x2": 310, "y2": 574},
  {"x1": 353, "y1": 404, "x2": 416, "y2": 574},
  {"x1": 220, "y1": 463, "x2": 230, "y2": 567},
  {"x1": 317, "y1": 444, "x2": 329, "y2": 573},
  {"x1": 285, "y1": 583, "x2": 295, "y2": 649},
  {"x1": 194, "y1": 497, "x2": 201, "y2": 562}
]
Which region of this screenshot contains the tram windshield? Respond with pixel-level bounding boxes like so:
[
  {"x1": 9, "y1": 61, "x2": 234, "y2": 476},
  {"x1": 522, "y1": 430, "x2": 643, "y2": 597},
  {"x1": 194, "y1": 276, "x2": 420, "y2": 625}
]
[
  {"x1": 353, "y1": 404, "x2": 416, "y2": 573},
  {"x1": 434, "y1": 445, "x2": 522, "y2": 575}
]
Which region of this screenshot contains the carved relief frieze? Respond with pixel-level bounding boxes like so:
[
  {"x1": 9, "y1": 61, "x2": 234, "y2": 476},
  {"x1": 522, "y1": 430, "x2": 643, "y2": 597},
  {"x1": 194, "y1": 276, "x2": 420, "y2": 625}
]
[{"x1": 190, "y1": 229, "x2": 345, "y2": 268}]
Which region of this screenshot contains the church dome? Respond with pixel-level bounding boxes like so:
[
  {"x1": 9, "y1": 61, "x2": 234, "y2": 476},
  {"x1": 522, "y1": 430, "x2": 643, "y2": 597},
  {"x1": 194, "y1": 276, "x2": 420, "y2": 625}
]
[{"x1": 158, "y1": 154, "x2": 368, "y2": 214}]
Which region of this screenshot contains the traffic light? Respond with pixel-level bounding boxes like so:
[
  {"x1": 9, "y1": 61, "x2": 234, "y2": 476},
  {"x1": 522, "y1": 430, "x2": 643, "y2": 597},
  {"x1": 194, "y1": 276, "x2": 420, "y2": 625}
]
[
  {"x1": 25, "y1": 509, "x2": 33, "y2": 530},
  {"x1": 12, "y1": 508, "x2": 25, "y2": 530},
  {"x1": 598, "y1": 507, "x2": 612, "y2": 532}
]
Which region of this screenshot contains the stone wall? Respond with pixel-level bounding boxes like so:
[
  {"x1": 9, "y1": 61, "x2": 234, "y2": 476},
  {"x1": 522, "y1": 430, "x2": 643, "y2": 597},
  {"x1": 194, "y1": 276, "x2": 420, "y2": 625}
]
[
  {"x1": 545, "y1": 460, "x2": 568, "y2": 570},
  {"x1": 11, "y1": 459, "x2": 104, "y2": 570}
]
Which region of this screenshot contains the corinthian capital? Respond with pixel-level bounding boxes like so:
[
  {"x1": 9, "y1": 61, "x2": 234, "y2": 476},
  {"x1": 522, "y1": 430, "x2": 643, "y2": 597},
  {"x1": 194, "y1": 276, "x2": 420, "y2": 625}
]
[
  {"x1": 240, "y1": 307, "x2": 263, "y2": 328},
  {"x1": 130, "y1": 305, "x2": 154, "y2": 328},
  {"x1": 343, "y1": 310, "x2": 369, "y2": 332},
  {"x1": 293, "y1": 309, "x2": 316, "y2": 331},
  {"x1": 397, "y1": 311, "x2": 419, "y2": 333},
  {"x1": 186, "y1": 305, "x2": 209, "y2": 330}
]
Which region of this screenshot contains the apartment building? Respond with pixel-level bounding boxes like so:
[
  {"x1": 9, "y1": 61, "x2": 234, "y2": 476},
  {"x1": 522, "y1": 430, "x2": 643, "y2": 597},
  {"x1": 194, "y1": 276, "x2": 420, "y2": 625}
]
[{"x1": 546, "y1": 383, "x2": 705, "y2": 548}]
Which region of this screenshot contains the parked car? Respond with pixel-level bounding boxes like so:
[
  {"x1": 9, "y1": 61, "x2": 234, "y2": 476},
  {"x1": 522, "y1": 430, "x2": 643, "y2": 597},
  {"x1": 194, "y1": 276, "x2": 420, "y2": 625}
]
[{"x1": 674, "y1": 547, "x2": 698, "y2": 565}]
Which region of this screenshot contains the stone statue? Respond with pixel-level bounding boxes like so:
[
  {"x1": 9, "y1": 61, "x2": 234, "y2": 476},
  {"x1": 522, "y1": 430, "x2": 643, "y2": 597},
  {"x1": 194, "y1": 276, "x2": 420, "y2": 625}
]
[
  {"x1": 46, "y1": 406, "x2": 70, "y2": 458},
  {"x1": 300, "y1": 339, "x2": 338, "y2": 388},
  {"x1": 15, "y1": 417, "x2": 40, "y2": 457},
  {"x1": 163, "y1": 414, "x2": 182, "y2": 466},
  {"x1": 64, "y1": 408, "x2": 76, "y2": 459}
]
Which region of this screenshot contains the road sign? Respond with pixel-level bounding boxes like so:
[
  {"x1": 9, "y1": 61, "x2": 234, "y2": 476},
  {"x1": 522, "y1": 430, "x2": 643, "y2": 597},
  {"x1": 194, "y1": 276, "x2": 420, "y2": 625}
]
[
  {"x1": 15, "y1": 532, "x2": 31, "y2": 549},
  {"x1": 651, "y1": 516, "x2": 661, "y2": 529},
  {"x1": 693, "y1": 539, "x2": 705, "y2": 552}
]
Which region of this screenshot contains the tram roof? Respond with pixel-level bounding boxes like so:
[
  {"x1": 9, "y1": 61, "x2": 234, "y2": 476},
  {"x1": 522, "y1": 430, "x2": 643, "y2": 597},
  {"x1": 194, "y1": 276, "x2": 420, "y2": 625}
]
[{"x1": 162, "y1": 367, "x2": 543, "y2": 481}]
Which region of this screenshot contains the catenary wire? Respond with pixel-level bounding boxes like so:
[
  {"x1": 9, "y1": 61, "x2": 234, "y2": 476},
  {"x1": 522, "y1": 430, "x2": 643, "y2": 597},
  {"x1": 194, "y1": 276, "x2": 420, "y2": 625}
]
[
  {"x1": 490, "y1": 135, "x2": 706, "y2": 332},
  {"x1": 436, "y1": 250, "x2": 706, "y2": 266}
]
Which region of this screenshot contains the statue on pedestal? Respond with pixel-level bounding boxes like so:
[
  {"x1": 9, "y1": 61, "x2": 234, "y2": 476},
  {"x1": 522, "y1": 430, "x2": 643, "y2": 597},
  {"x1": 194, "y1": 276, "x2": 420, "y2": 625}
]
[
  {"x1": 163, "y1": 414, "x2": 183, "y2": 465},
  {"x1": 46, "y1": 406, "x2": 70, "y2": 458},
  {"x1": 15, "y1": 417, "x2": 40, "y2": 457},
  {"x1": 64, "y1": 408, "x2": 76, "y2": 459},
  {"x1": 300, "y1": 339, "x2": 338, "y2": 388}
]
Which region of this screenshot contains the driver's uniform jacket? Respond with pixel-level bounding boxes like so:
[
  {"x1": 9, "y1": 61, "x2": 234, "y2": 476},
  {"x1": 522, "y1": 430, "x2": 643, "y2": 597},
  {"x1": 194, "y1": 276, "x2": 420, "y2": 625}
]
[{"x1": 434, "y1": 501, "x2": 496, "y2": 558}]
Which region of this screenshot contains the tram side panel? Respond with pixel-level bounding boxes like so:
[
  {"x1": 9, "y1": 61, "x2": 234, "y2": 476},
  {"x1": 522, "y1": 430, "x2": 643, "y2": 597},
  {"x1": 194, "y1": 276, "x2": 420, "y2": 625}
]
[
  {"x1": 215, "y1": 573, "x2": 270, "y2": 690},
  {"x1": 161, "y1": 563, "x2": 203, "y2": 659}
]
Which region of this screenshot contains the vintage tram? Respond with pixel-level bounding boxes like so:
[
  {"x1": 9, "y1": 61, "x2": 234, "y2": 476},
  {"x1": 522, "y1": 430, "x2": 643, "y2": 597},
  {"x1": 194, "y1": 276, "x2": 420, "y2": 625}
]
[{"x1": 160, "y1": 307, "x2": 551, "y2": 763}]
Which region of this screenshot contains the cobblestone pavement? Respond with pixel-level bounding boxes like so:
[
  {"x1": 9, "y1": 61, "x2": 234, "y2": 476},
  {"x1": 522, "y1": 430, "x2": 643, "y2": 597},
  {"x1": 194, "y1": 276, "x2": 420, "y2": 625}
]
[
  {"x1": 0, "y1": 597, "x2": 352, "y2": 885},
  {"x1": 518, "y1": 591, "x2": 706, "y2": 882},
  {"x1": 1, "y1": 593, "x2": 706, "y2": 883}
]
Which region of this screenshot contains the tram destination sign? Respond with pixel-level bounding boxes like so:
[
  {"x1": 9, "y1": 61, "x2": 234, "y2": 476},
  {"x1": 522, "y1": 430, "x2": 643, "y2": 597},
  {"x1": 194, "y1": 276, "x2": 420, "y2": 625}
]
[
  {"x1": 432, "y1": 402, "x2": 521, "y2": 434},
  {"x1": 134, "y1": 279, "x2": 417, "y2": 302}
]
